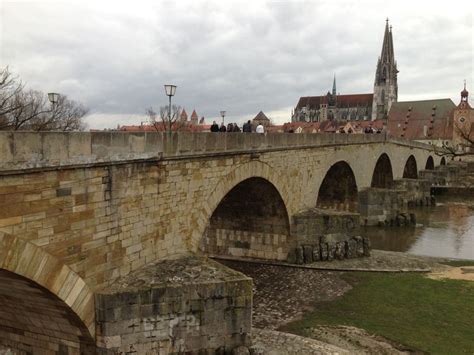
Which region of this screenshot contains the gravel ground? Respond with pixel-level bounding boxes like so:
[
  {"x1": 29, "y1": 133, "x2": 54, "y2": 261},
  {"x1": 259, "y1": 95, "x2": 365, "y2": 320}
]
[{"x1": 220, "y1": 260, "x2": 351, "y2": 329}]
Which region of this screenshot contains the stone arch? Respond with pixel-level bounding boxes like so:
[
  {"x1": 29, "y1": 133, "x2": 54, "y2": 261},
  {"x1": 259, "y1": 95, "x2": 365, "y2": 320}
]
[
  {"x1": 440, "y1": 156, "x2": 446, "y2": 166},
  {"x1": 403, "y1": 155, "x2": 418, "y2": 179},
  {"x1": 0, "y1": 233, "x2": 95, "y2": 339},
  {"x1": 317, "y1": 161, "x2": 358, "y2": 212},
  {"x1": 425, "y1": 156, "x2": 435, "y2": 170},
  {"x1": 371, "y1": 153, "x2": 394, "y2": 188},
  {"x1": 191, "y1": 160, "x2": 290, "y2": 253},
  {"x1": 0, "y1": 269, "x2": 95, "y2": 353},
  {"x1": 200, "y1": 177, "x2": 291, "y2": 260}
]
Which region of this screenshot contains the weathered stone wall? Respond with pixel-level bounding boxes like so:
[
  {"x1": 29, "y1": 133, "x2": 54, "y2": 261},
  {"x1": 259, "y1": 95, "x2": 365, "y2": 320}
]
[
  {"x1": 392, "y1": 178, "x2": 433, "y2": 207},
  {"x1": 95, "y1": 257, "x2": 252, "y2": 354},
  {"x1": 203, "y1": 228, "x2": 290, "y2": 260},
  {"x1": 289, "y1": 208, "x2": 368, "y2": 263}
]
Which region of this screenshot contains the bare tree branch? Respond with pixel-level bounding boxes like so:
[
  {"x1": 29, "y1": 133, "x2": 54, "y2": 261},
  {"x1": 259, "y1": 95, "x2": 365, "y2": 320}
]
[
  {"x1": 0, "y1": 66, "x2": 88, "y2": 131},
  {"x1": 146, "y1": 104, "x2": 185, "y2": 133}
]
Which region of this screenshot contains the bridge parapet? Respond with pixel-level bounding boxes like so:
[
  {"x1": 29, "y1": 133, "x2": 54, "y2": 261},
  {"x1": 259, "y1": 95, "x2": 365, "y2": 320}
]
[{"x1": 0, "y1": 131, "x2": 436, "y2": 172}]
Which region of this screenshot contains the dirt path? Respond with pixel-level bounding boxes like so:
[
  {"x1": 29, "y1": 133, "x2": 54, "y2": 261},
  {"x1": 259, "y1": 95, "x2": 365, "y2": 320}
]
[{"x1": 428, "y1": 266, "x2": 474, "y2": 281}]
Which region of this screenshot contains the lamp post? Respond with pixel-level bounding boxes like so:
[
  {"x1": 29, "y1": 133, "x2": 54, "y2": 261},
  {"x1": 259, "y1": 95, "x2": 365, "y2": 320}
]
[
  {"x1": 220, "y1": 110, "x2": 226, "y2": 125},
  {"x1": 48, "y1": 92, "x2": 59, "y2": 108},
  {"x1": 164, "y1": 85, "x2": 177, "y2": 131}
]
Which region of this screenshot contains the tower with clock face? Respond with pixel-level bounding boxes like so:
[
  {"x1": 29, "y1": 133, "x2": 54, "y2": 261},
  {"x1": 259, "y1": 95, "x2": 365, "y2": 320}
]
[{"x1": 453, "y1": 81, "x2": 474, "y2": 149}]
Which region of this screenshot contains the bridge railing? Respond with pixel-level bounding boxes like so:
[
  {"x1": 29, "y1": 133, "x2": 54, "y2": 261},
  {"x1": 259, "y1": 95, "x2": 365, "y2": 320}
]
[{"x1": 0, "y1": 131, "x2": 436, "y2": 171}]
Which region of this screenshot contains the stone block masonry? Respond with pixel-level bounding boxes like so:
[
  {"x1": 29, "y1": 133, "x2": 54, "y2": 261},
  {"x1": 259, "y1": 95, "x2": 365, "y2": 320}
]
[
  {"x1": 359, "y1": 187, "x2": 416, "y2": 227},
  {"x1": 95, "y1": 256, "x2": 252, "y2": 354},
  {"x1": 392, "y1": 178, "x2": 434, "y2": 207},
  {"x1": 289, "y1": 208, "x2": 370, "y2": 263}
]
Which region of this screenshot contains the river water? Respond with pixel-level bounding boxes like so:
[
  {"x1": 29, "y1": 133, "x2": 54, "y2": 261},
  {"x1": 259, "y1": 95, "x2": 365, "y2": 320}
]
[{"x1": 360, "y1": 196, "x2": 474, "y2": 260}]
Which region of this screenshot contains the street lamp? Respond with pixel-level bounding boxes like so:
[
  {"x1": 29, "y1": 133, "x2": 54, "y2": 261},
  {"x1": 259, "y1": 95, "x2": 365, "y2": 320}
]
[
  {"x1": 48, "y1": 92, "x2": 59, "y2": 107},
  {"x1": 220, "y1": 110, "x2": 226, "y2": 125},
  {"x1": 164, "y1": 84, "x2": 177, "y2": 125}
]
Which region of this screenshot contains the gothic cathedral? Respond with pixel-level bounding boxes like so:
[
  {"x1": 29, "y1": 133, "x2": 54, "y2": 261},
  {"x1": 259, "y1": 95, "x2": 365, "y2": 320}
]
[{"x1": 293, "y1": 20, "x2": 398, "y2": 122}]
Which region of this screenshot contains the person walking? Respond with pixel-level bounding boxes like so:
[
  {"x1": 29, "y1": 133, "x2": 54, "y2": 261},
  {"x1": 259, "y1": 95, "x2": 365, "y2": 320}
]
[
  {"x1": 210, "y1": 121, "x2": 219, "y2": 132},
  {"x1": 219, "y1": 123, "x2": 227, "y2": 132},
  {"x1": 242, "y1": 120, "x2": 252, "y2": 133},
  {"x1": 256, "y1": 123, "x2": 264, "y2": 134}
]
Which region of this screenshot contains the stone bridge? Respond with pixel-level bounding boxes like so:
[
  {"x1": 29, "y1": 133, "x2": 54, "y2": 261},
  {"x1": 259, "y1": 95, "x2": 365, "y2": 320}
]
[{"x1": 0, "y1": 132, "x2": 447, "y2": 354}]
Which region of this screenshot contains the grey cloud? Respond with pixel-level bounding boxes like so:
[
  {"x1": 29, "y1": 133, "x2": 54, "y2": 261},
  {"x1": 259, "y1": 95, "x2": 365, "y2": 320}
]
[{"x1": 1, "y1": 0, "x2": 472, "y2": 127}]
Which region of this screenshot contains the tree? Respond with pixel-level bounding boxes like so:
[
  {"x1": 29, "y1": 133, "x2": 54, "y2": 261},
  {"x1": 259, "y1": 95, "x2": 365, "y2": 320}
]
[
  {"x1": 145, "y1": 104, "x2": 184, "y2": 133},
  {"x1": 0, "y1": 66, "x2": 88, "y2": 131},
  {"x1": 435, "y1": 121, "x2": 474, "y2": 158}
]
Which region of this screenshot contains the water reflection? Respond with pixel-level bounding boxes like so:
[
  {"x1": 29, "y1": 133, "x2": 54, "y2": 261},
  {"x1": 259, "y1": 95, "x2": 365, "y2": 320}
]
[{"x1": 361, "y1": 197, "x2": 474, "y2": 260}]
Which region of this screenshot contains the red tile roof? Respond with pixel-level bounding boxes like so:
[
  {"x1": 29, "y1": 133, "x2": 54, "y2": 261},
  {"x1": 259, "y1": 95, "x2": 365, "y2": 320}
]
[{"x1": 387, "y1": 99, "x2": 455, "y2": 140}]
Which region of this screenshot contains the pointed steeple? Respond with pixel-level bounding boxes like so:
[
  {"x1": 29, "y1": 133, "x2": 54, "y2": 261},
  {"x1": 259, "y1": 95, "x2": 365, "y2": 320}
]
[
  {"x1": 380, "y1": 18, "x2": 395, "y2": 64},
  {"x1": 332, "y1": 74, "x2": 337, "y2": 96},
  {"x1": 372, "y1": 19, "x2": 398, "y2": 120}
]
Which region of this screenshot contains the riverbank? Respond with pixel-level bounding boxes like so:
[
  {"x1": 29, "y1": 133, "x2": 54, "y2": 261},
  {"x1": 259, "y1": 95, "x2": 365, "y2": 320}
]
[{"x1": 220, "y1": 251, "x2": 474, "y2": 354}]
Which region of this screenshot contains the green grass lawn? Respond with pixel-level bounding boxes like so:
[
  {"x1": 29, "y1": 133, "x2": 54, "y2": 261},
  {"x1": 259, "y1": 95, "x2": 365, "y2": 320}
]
[{"x1": 284, "y1": 272, "x2": 474, "y2": 355}]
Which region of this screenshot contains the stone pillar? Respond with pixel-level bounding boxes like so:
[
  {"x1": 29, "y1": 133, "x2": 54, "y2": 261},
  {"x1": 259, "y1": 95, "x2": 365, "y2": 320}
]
[
  {"x1": 288, "y1": 208, "x2": 369, "y2": 263},
  {"x1": 95, "y1": 257, "x2": 252, "y2": 354}
]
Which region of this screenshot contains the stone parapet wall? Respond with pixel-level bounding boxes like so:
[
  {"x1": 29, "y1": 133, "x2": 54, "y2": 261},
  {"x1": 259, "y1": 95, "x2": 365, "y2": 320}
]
[
  {"x1": 0, "y1": 131, "x2": 437, "y2": 172},
  {"x1": 95, "y1": 257, "x2": 252, "y2": 354}
]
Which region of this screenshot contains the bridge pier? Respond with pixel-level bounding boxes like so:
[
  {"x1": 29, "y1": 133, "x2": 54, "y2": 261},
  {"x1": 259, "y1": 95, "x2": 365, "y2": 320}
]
[
  {"x1": 95, "y1": 256, "x2": 252, "y2": 354},
  {"x1": 359, "y1": 188, "x2": 416, "y2": 227},
  {"x1": 288, "y1": 208, "x2": 370, "y2": 264},
  {"x1": 392, "y1": 178, "x2": 434, "y2": 207}
]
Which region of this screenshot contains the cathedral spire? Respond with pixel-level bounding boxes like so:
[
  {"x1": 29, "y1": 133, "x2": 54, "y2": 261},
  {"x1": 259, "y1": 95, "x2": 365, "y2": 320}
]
[
  {"x1": 332, "y1": 74, "x2": 336, "y2": 96},
  {"x1": 372, "y1": 19, "x2": 398, "y2": 120},
  {"x1": 380, "y1": 18, "x2": 395, "y2": 64}
]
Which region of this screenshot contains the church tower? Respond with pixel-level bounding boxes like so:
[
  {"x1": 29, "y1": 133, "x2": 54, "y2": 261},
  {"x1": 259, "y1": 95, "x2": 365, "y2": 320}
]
[{"x1": 372, "y1": 19, "x2": 398, "y2": 120}]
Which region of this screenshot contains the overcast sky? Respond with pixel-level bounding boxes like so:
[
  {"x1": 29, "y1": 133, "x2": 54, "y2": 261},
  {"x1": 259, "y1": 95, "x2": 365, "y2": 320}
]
[{"x1": 1, "y1": 0, "x2": 472, "y2": 129}]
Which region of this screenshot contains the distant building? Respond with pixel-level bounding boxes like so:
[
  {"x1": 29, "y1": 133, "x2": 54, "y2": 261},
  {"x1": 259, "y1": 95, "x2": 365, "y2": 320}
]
[
  {"x1": 117, "y1": 108, "x2": 210, "y2": 132},
  {"x1": 282, "y1": 119, "x2": 384, "y2": 134},
  {"x1": 190, "y1": 110, "x2": 199, "y2": 125},
  {"x1": 387, "y1": 84, "x2": 473, "y2": 150},
  {"x1": 292, "y1": 19, "x2": 398, "y2": 123},
  {"x1": 180, "y1": 108, "x2": 188, "y2": 122},
  {"x1": 252, "y1": 111, "x2": 271, "y2": 128}
]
